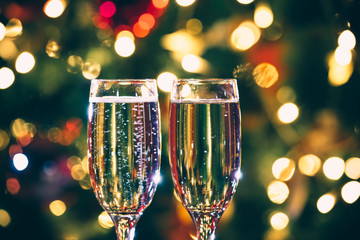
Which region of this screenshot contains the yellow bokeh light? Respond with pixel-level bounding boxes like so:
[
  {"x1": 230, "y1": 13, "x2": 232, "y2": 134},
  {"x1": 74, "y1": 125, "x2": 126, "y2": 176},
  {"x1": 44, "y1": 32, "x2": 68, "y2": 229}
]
[
  {"x1": 114, "y1": 36, "x2": 135, "y2": 57},
  {"x1": 0, "y1": 39, "x2": 18, "y2": 60},
  {"x1": 82, "y1": 60, "x2": 101, "y2": 80},
  {"x1": 71, "y1": 164, "x2": 86, "y2": 180},
  {"x1": 276, "y1": 86, "x2": 296, "y2": 103},
  {"x1": 254, "y1": 3, "x2": 274, "y2": 28},
  {"x1": 317, "y1": 193, "x2": 336, "y2": 214},
  {"x1": 180, "y1": 84, "x2": 192, "y2": 98},
  {"x1": 231, "y1": 21, "x2": 261, "y2": 51},
  {"x1": 237, "y1": 0, "x2": 254, "y2": 4},
  {"x1": 157, "y1": 72, "x2": 177, "y2": 92},
  {"x1": 338, "y1": 30, "x2": 356, "y2": 50},
  {"x1": 0, "y1": 129, "x2": 10, "y2": 150},
  {"x1": 116, "y1": 30, "x2": 135, "y2": 42},
  {"x1": 298, "y1": 154, "x2": 321, "y2": 176},
  {"x1": 341, "y1": 181, "x2": 360, "y2": 204},
  {"x1": 0, "y1": 22, "x2": 6, "y2": 41},
  {"x1": 272, "y1": 157, "x2": 295, "y2": 181},
  {"x1": 67, "y1": 55, "x2": 84, "y2": 74},
  {"x1": 161, "y1": 30, "x2": 204, "y2": 56},
  {"x1": 181, "y1": 54, "x2": 202, "y2": 72},
  {"x1": 323, "y1": 157, "x2": 344, "y2": 180},
  {"x1": 49, "y1": 200, "x2": 66, "y2": 216},
  {"x1": 345, "y1": 157, "x2": 360, "y2": 180},
  {"x1": 0, "y1": 209, "x2": 11, "y2": 227},
  {"x1": 44, "y1": 0, "x2": 66, "y2": 18},
  {"x1": 82, "y1": 156, "x2": 89, "y2": 174},
  {"x1": 270, "y1": 212, "x2": 289, "y2": 230},
  {"x1": 46, "y1": 40, "x2": 61, "y2": 58},
  {"x1": 176, "y1": 0, "x2": 196, "y2": 7},
  {"x1": 0, "y1": 67, "x2": 15, "y2": 89},
  {"x1": 253, "y1": 63, "x2": 279, "y2": 88},
  {"x1": 328, "y1": 51, "x2": 353, "y2": 87},
  {"x1": 15, "y1": 52, "x2": 36, "y2": 74},
  {"x1": 267, "y1": 180, "x2": 289, "y2": 204},
  {"x1": 334, "y1": 46, "x2": 352, "y2": 66},
  {"x1": 186, "y1": 18, "x2": 203, "y2": 35},
  {"x1": 98, "y1": 211, "x2": 114, "y2": 229},
  {"x1": 277, "y1": 103, "x2": 299, "y2": 124},
  {"x1": 5, "y1": 18, "x2": 22, "y2": 38}
]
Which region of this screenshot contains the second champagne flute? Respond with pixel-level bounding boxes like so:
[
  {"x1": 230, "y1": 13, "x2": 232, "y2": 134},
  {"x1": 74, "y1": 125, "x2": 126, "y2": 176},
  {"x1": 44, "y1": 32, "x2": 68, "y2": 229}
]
[{"x1": 169, "y1": 79, "x2": 241, "y2": 240}]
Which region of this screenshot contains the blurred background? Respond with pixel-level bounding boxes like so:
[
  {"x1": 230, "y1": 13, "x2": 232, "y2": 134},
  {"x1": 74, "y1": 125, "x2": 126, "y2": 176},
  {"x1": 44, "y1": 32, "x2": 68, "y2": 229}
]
[{"x1": 1, "y1": 0, "x2": 360, "y2": 239}]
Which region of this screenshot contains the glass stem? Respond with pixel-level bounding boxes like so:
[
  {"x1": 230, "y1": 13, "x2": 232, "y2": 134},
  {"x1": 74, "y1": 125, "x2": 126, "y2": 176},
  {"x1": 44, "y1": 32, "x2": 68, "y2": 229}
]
[
  {"x1": 111, "y1": 214, "x2": 140, "y2": 240},
  {"x1": 192, "y1": 212, "x2": 222, "y2": 240}
]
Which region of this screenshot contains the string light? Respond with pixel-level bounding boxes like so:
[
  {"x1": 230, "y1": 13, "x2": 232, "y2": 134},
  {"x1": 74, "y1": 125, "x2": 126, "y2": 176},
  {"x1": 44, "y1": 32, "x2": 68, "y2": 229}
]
[
  {"x1": 323, "y1": 157, "x2": 344, "y2": 180},
  {"x1": 277, "y1": 103, "x2": 299, "y2": 124},
  {"x1": 157, "y1": 72, "x2": 177, "y2": 92},
  {"x1": 15, "y1": 52, "x2": 36, "y2": 74},
  {"x1": 317, "y1": 193, "x2": 336, "y2": 214},
  {"x1": 0, "y1": 67, "x2": 15, "y2": 89},
  {"x1": 49, "y1": 200, "x2": 66, "y2": 216},
  {"x1": 44, "y1": 0, "x2": 66, "y2": 18}
]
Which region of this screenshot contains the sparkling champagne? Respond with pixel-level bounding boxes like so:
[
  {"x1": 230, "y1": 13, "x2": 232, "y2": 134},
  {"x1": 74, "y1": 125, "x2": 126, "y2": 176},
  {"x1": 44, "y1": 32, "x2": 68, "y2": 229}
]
[
  {"x1": 169, "y1": 99, "x2": 241, "y2": 213},
  {"x1": 88, "y1": 96, "x2": 161, "y2": 215}
]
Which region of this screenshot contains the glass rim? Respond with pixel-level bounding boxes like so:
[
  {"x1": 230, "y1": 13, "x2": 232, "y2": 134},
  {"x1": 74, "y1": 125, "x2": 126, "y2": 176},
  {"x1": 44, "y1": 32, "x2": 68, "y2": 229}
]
[
  {"x1": 91, "y1": 78, "x2": 156, "y2": 83},
  {"x1": 174, "y1": 78, "x2": 237, "y2": 84}
]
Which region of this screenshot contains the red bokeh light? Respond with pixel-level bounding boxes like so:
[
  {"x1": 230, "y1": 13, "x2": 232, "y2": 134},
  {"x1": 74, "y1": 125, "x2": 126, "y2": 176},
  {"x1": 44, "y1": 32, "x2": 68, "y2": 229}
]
[{"x1": 100, "y1": 1, "x2": 116, "y2": 18}]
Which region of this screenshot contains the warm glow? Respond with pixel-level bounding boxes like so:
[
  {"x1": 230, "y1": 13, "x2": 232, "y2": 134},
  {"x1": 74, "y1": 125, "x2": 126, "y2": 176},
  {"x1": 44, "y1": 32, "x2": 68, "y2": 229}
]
[
  {"x1": 276, "y1": 86, "x2": 296, "y2": 103},
  {"x1": 6, "y1": 178, "x2": 20, "y2": 195},
  {"x1": 98, "y1": 211, "x2": 114, "y2": 229},
  {"x1": 345, "y1": 157, "x2": 360, "y2": 179},
  {"x1": 13, "y1": 153, "x2": 29, "y2": 171},
  {"x1": 253, "y1": 63, "x2": 279, "y2": 88},
  {"x1": 254, "y1": 3, "x2": 274, "y2": 28},
  {"x1": 138, "y1": 13, "x2": 156, "y2": 30},
  {"x1": 0, "y1": 209, "x2": 11, "y2": 227},
  {"x1": 114, "y1": 36, "x2": 135, "y2": 57},
  {"x1": 176, "y1": 0, "x2": 196, "y2": 7},
  {"x1": 231, "y1": 21, "x2": 261, "y2": 51},
  {"x1": 341, "y1": 181, "x2": 360, "y2": 204},
  {"x1": 182, "y1": 54, "x2": 201, "y2": 72},
  {"x1": 237, "y1": 0, "x2": 254, "y2": 4},
  {"x1": 0, "y1": 22, "x2": 6, "y2": 41},
  {"x1": 323, "y1": 157, "x2": 345, "y2": 180},
  {"x1": 15, "y1": 52, "x2": 36, "y2": 74},
  {"x1": 267, "y1": 180, "x2": 289, "y2": 204},
  {"x1": 272, "y1": 157, "x2": 295, "y2": 181},
  {"x1": 133, "y1": 22, "x2": 150, "y2": 38},
  {"x1": 338, "y1": 30, "x2": 356, "y2": 50},
  {"x1": 161, "y1": 30, "x2": 204, "y2": 55},
  {"x1": 157, "y1": 72, "x2": 177, "y2": 92},
  {"x1": 44, "y1": 0, "x2": 66, "y2": 18},
  {"x1": 186, "y1": 18, "x2": 203, "y2": 35},
  {"x1": 0, "y1": 129, "x2": 10, "y2": 150},
  {"x1": 270, "y1": 212, "x2": 289, "y2": 230},
  {"x1": 100, "y1": 1, "x2": 116, "y2": 18},
  {"x1": 49, "y1": 200, "x2": 66, "y2": 216},
  {"x1": 152, "y1": 0, "x2": 169, "y2": 9},
  {"x1": 317, "y1": 193, "x2": 336, "y2": 214},
  {"x1": 116, "y1": 30, "x2": 135, "y2": 41},
  {"x1": 5, "y1": 18, "x2": 22, "y2": 38},
  {"x1": 0, "y1": 39, "x2": 18, "y2": 59},
  {"x1": 298, "y1": 154, "x2": 321, "y2": 176},
  {"x1": 334, "y1": 46, "x2": 352, "y2": 66},
  {"x1": 0, "y1": 67, "x2": 15, "y2": 89},
  {"x1": 82, "y1": 60, "x2": 101, "y2": 79},
  {"x1": 328, "y1": 51, "x2": 353, "y2": 86},
  {"x1": 277, "y1": 103, "x2": 299, "y2": 124},
  {"x1": 71, "y1": 165, "x2": 86, "y2": 180}
]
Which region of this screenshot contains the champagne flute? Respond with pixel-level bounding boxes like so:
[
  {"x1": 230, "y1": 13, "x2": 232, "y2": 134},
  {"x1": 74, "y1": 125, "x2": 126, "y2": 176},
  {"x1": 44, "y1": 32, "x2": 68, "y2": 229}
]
[
  {"x1": 87, "y1": 79, "x2": 161, "y2": 240},
  {"x1": 169, "y1": 79, "x2": 241, "y2": 240}
]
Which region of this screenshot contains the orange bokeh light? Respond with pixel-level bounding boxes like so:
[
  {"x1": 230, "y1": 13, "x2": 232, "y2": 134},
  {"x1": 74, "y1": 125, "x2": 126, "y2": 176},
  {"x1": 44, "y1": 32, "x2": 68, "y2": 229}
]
[
  {"x1": 152, "y1": 0, "x2": 169, "y2": 9},
  {"x1": 6, "y1": 178, "x2": 20, "y2": 195},
  {"x1": 133, "y1": 22, "x2": 150, "y2": 38},
  {"x1": 138, "y1": 13, "x2": 155, "y2": 30}
]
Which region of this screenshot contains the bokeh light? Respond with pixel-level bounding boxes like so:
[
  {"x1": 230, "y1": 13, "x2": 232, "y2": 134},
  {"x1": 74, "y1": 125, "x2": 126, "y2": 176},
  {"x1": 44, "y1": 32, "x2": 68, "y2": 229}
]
[
  {"x1": 157, "y1": 72, "x2": 177, "y2": 92},
  {"x1": 5, "y1": 18, "x2": 22, "y2": 38},
  {"x1": 181, "y1": 54, "x2": 202, "y2": 72},
  {"x1": 237, "y1": 0, "x2": 254, "y2": 4},
  {"x1": 13, "y1": 153, "x2": 29, "y2": 171},
  {"x1": 0, "y1": 22, "x2": 6, "y2": 41},
  {"x1": 46, "y1": 40, "x2": 61, "y2": 58},
  {"x1": 186, "y1": 18, "x2": 203, "y2": 35},
  {"x1": 49, "y1": 200, "x2": 66, "y2": 216},
  {"x1": 328, "y1": 50, "x2": 353, "y2": 86},
  {"x1": 44, "y1": 0, "x2": 66, "y2": 18},
  {"x1": 100, "y1": 1, "x2": 116, "y2": 18},
  {"x1": 0, "y1": 129, "x2": 10, "y2": 150},
  {"x1": 276, "y1": 86, "x2": 296, "y2": 103},
  {"x1": 138, "y1": 13, "x2": 156, "y2": 31},
  {"x1": 0, "y1": 39, "x2": 18, "y2": 59},
  {"x1": 114, "y1": 36, "x2": 136, "y2": 57},
  {"x1": 317, "y1": 193, "x2": 336, "y2": 214},
  {"x1": 0, "y1": 209, "x2": 11, "y2": 227},
  {"x1": 133, "y1": 22, "x2": 150, "y2": 38},
  {"x1": 82, "y1": 60, "x2": 101, "y2": 79},
  {"x1": 254, "y1": 3, "x2": 274, "y2": 28},
  {"x1": 253, "y1": 63, "x2": 279, "y2": 88},
  {"x1": 0, "y1": 67, "x2": 15, "y2": 89},
  {"x1": 270, "y1": 212, "x2": 289, "y2": 230},
  {"x1": 176, "y1": 0, "x2": 196, "y2": 7},
  {"x1": 116, "y1": 30, "x2": 135, "y2": 41},
  {"x1": 341, "y1": 181, "x2": 360, "y2": 204},
  {"x1": 298, "y1": 154, "x2": 321, "y2": 176},
  {"x1": 272, "y1": 157, "x2": 295, "y2": 181},
  {"x1": 98, "y1": 211, "x2": 114, "y2": 229},
  {"x1": 277, "y1": 103, "x2": 299, "y2": 124},
  {"x1": 67, "y1": 55, "x2": 84, "y2": 73},
  {"x1": 267, "y1": 180, "x2": 289, "y2": 204},
  {"x1": 338, "y1": 30, "x2": 356, "y2": 50},
  {"x1": 15, "y1": 52, "x2": 36, "y2": 74},
  {"x1": 6, "y1": 178, "x2": 20, "y2": 195},
  {"x1": 152, "y1": 0, "x2": 169, "y2": 9},
  {"x1": 334, "y1": 46, "x2": 352, "y2": 66},
  {"x1": 323, "y1": 157, "x2": 345, "y2": 180},
  {"x1": 345, "y1": 157, "x2": 360, "y2": 179},
  {"x1": 231, "y1": 21, "x2": 261, "y2": 51}
]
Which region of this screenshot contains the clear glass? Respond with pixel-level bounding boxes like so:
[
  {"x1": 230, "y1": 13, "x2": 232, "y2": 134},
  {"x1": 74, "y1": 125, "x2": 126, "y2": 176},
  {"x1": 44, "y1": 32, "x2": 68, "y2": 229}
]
[
  {"x1": 88, "y1": 79, "x2": 161, "y2": 240},
  {"x1": 169, "y1": 79, "x2": 241, "y2": 240}
]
